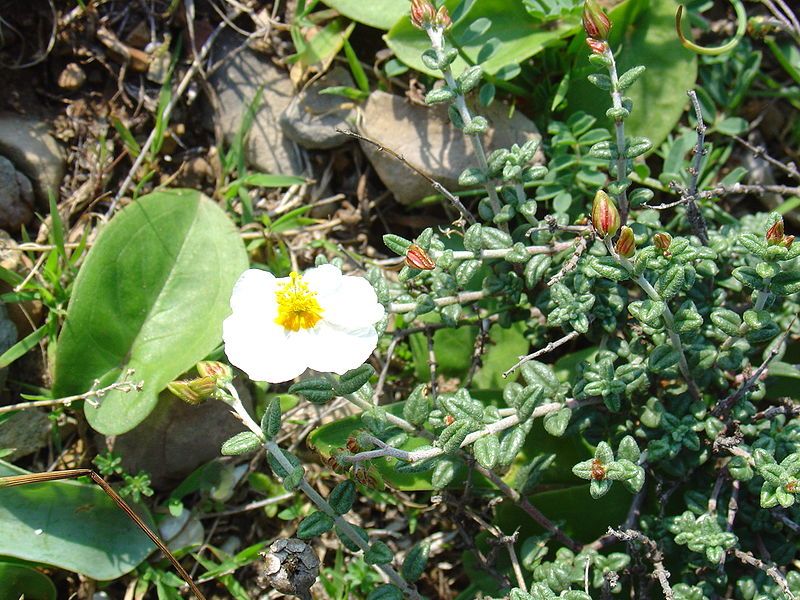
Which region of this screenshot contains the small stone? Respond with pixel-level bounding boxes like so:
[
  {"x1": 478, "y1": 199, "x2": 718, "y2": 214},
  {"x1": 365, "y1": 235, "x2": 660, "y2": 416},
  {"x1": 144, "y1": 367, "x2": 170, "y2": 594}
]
[
  {"x1": 0, "y1": 113, "x2": 65, "y2": 207},
  {"x1": 0, "y1": 410, "x2": 49, "y2": 462},
  {"x1": 209, "y1": 32, "x2": 303, "y2": 176},
  {"x1": 57, "y1": 63, "x2": 87, "y2": 91},
  {"x1": 0, "y1": 156, "x2": 34, "y2": 230},
  {"x1": 280, "y1": 67, "x2": 356, "y2": 150},
  {"x1": 358, "y1": 91, "x2": 542, "y2": 205}
]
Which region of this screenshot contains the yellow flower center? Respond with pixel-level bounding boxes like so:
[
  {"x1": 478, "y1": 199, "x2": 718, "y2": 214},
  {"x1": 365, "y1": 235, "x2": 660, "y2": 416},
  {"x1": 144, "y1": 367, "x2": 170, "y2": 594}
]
[{"x1": 274, "y1": 272, "x2": 323, "y2": 331}]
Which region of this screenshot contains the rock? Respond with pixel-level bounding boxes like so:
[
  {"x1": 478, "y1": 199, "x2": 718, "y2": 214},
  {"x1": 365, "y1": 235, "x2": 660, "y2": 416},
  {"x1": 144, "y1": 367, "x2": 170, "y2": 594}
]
[
  {"x1": 57, "y1": 63, "x2": 86, "y2": 91},
  {"x1": 0, "y1": 155, "x2": 34, "y2": 230},
  {"x1": 358, "y1": 91, "x2": 542, "y2": 205},
  {"x1": 209, "y1": 34, "x2": 303, "y2": 176},
  {"x1": 0, "y1": 113, "x2": 65, "y2": 207},
  {"x1": 280, "y1": 67, "x2": 356, "y2": 150},
  {"x1": 0, "y1": 411, "x2": 50, "y2": 462},
  {"x1": 112, "y1": 386, "x2": 254, "y2": 489}
]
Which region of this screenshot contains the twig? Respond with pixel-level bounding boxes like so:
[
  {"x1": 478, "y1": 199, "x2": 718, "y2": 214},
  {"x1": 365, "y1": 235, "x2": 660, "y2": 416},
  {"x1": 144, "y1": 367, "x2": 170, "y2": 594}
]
[
  {"x1": 418, "y1": 25, "x2": 506, "y2": 232},
  {"x1": 426, "y1": 330, "x2": 438, "y2": 399},
  {"x1": 699, "y1": 182, "x2": 800, "y2": 199},
  {"x1": 732, "y1": 549, "x2": 796, "y2": 599},
  {"x1": 683, "y1": 90, "x2": 709, "y2": 244},
  {"x1": 477, "y1": 463, "x2": 582, "y2": 552},
  {"x1": 330, "y1": 379, "x2": 585, "y2": 552},
  {"x1": 603, "y1": 46, "x2": 630, "y2": 224},
  {"x1": 463, "y1": 313, "x2": 490, "y2": 388},
  {"x1": 605, "y1": 238, "x2": 700, "y2": 400},
  {"x1": 341, "y1": 401, "x2": 589, "y2": 465},
  {"x1": 202, "y1": 492, "x2": 294, "y2": 518},
  {"x1": 547, "y1": 234, "x2": 589, "y2": 287},
  {"x1": 712, "y1": 317, "x2": 796, "y2": 418},
  {"x1": 607, "y1": 528, "x2": 673, "y2": 599},
  {"x1": 733, "y1": 135, "x2": 800, "y2": 181},
  {"x1": 388, "y1": 290, "x2": 487, "y2": 314},
  {"x1": 338, "y1": 129, "x2": 475, "y2": 227},
  {"x1": 0, "y1": 372, "x2": 143, "y2": 414},
  {"x1": 503, "y1": 330, "x2": 580, "y2": 378}
]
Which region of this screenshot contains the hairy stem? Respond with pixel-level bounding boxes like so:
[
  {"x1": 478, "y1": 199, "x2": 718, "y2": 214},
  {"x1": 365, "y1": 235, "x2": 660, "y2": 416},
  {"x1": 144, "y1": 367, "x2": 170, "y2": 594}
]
[
  {"x1": 604, "y1": 46, "x2": 630, "y2": 225},
  {"x1": 425, "y1": 27, "x2": 506, "y2": 231},
  {"x1": 222, "y1": 385, "x2": 421, "y2": 599}
]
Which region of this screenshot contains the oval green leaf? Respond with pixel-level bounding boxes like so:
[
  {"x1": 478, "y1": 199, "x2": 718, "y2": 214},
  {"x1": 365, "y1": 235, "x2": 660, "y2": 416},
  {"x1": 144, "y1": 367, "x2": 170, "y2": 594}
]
[
  {"x1": 0, "y1": 461, "x2": 156, "y2": 581},
  {"x1": 0, "y1": 563, "x2": 56, "y2": 600},
  {"x1": 52, "y1": 189, "x2": 248, "y2": 435}
]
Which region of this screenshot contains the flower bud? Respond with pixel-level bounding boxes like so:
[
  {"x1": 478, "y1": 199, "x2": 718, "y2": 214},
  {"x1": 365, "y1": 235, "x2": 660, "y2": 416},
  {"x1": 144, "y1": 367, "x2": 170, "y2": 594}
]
[
  {"x1": 586, "y1": 38, "x2": 608, "y2": 55},
  {"x1": 583, "y1": 0, "x2": 611, "y2": 41},
  {"x1": 781, "y1": 234, "x2": 795, "y2": 249},
  {"x1": 615, "y1": 226, "x2": 636, "y2": 258},
  {"x1": 653, "y1": 232, "x2": 673, "y2": 252},
  {"x1": 410, "y1": 0, "x2": 436, "y2": 29},
  {"x1": 196, "y1": 360, "x2": 233, "y2": 383},
  {"x1": 405, "y1": 244, "x2": 436, "y2": 270},
  {"x1": 591, "y1": 190, "x2": 620, "y2": 238},
  {"x1": 167, "y1": 376, "x2": 218, "y2": 405},
  {"x1": 766, "y1": 218, "x2": 785, "y2": 245},
  {"x1": 434, "y1": 5, "x2": 452, "y2": 29}
]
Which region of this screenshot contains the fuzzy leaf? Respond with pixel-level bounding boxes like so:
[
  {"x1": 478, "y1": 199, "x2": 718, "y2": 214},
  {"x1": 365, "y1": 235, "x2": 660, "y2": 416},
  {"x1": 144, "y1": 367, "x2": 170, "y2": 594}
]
[
  {"x1": 472, "y1": 434, "x2": 500, "y2": 469},
  {"x1": 402, "y1": 541, "x2": 430, "y2": 583},
  {"x1": 543, "y1": 408, "x2": 571, "y2": 437},
  {"x1": 335, "y1": 364, "x2": 375, "y2": 395},
  {"x1": 297, "y1": 511, "x2": 335, "y2": 539},
  {"x1": 221, "y1": 432, "x2": 262, "y2": 456},
  {"x1": 329, "y1": 480, "x2": 357, "y2": 515},
  {"x1": 289, "y1": 378, "x2": 336, "y2": 404}
]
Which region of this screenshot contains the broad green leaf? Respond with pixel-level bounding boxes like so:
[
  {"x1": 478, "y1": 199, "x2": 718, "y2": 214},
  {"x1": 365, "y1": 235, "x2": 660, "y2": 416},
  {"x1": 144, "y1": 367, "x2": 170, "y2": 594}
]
[
  {"x1": 0, "y1": 563, "x2": 56, "y2": 600},
  {"x1": 386, "y1": 0, "x2": 579, "y2": 77},
  {"x1": 494, "y1": 482, "x2": 630, "y2": 542},
  {"x1": 410, "y1": 321, "x2": 527, "y2": 386},
  {"x1": 52, "y1": 189, "x2": 248, "y2": 435},
  {"x1": 320, "y1": 0, "x2": 410, "y2": 30},
  {"x1": 567, "y1": 0, "x2": 698, "y2": 150},
  {"x1": 0, "y1": 461, "x2": 155, "y2": 580}
]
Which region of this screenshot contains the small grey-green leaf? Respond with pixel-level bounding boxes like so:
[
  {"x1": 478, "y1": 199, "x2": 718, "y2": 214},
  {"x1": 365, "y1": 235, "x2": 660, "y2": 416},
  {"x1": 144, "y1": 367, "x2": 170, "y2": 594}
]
[
  {"x1": 297, "y1": 511, "x2": 334, "y2": 539},
  {"x1": 221, "y1": 432, "x2": 262, "y2": 456}
]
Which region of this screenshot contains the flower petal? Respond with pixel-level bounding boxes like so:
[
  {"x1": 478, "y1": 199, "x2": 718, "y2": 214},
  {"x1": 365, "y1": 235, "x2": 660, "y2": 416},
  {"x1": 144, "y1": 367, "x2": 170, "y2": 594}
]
[
  {"x1": 229, "y1": 269, "x2": 279, "y2": 321},
  {"x1": 303, "y1": 264, "x2": 343, "y2": 295},
  {"x1": 319, "y1": 275, "x2": 385, "y2": 329},
  {"x1": 224, "y1": 315, "x2": 309, "y2": 382},
  {"x1": 305, "y1": 323, "x2": 378, "y2": 375}
]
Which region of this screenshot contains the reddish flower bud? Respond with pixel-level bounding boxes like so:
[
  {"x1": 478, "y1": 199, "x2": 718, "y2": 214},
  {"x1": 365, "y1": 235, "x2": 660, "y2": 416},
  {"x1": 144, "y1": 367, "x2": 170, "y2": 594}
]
[
  {"x1": 591, "y1": 190, "x2": 620, "y2": 238},
  {"x1": 653, "y1": 232, "x2": 673, "y2": 252},
  {"x1": 410, "y1": 0, "x2": 436, "y2": 29},
  {"x1": 586, "y1": 38, "x2": 608, "y2": 55},
  {"x1": 197, "y1": 360, "x2": 233, "y2": 383},
  {"x1": 781, "y1": 235, "x2": 795, "y2": 249},
  {"x1": 434, "y1": 5, "x2": 452, "y2": 29},
  {"x1": 615, "y1": 226, "x2": 636, "y2": 258},
  {"x1": 583, "y1": 0, "x2": 611, "y2": 41},
  {"x1": 167, "y1": 376, "x2": 218, "y2": 405},
  {"x1": 405, "y1": 244, "x2": 435, "y2": 270},
  {"x1": 590, "y1": 458, "x2": 607, "y2": 481},
  {"x1": 766, "y1": 218, "x2": 785, "y2": 245}
]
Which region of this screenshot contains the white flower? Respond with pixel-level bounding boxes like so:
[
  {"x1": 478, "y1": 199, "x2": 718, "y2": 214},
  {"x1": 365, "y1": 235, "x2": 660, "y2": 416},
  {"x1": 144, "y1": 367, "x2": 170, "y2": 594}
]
[{"x1": 223, "y1": 264, "x2": 385, "y2": 383}]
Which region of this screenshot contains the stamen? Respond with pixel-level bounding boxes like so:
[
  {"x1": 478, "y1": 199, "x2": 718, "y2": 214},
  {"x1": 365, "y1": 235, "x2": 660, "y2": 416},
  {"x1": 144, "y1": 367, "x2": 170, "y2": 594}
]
[{"x1": 274, "y1": 272, "x2": 324, "y2": 331}]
